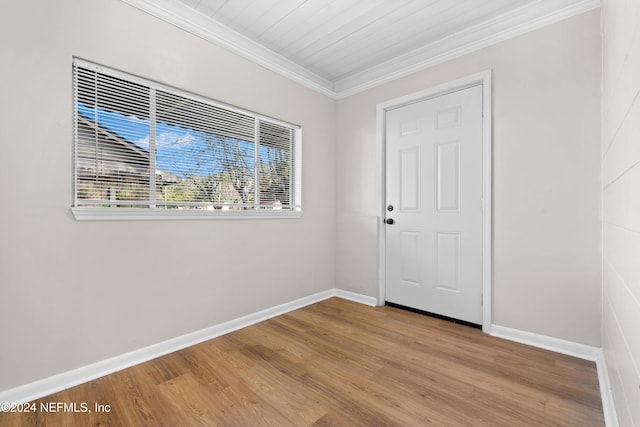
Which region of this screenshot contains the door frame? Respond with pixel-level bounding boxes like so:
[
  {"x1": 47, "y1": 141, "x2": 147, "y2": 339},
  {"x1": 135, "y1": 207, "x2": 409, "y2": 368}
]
[{"x1": 376, "y1": 70, "x2": 493, "y2": 334}]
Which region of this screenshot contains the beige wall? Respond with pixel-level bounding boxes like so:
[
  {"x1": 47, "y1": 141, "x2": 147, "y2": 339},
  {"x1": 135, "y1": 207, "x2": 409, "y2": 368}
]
[
  {"x1": 601, "y1": 0, "x2": 640, "y2": 424},
  {"x1": 0, "y1": 0, "x2": 336, "y2": 391},
  {"x1": 335, "y1": 10, "x2": 602, "y2": 346}
]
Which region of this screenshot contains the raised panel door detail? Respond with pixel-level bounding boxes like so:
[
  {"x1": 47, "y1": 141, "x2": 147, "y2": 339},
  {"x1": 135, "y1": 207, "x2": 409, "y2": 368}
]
[
  {"x1": 436, "y1": 106, "x2": 462, "y2": 129},
  {"x1": 400, "y1": 147, "x2": 420, "y2": 212},
  {"x1": 436, "y1": 232, "x2": 461, "y2": 292},
  {"x1": 436, "y1": 141, "x2": 460, "y2": 212},
  {"x1": 400, "y1": 119, "x2": 420, "y2": 136},
  {"x1": 400, "y1": 231, "x2": 420, "y2": 286}
]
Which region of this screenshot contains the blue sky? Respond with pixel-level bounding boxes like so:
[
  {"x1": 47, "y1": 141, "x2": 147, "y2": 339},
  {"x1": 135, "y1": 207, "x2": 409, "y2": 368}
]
[{"x1": 78, "y1": 104, "x2": 257, "y2": 178}]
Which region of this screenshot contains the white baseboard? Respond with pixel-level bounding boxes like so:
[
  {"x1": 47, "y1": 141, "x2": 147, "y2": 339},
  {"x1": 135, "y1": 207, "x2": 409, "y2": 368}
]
[
  {"x1": 490, "y1": 325, "x2": 601, "y2": 360},
  {"x1": 491, "y1": 325, "x2": 618, "y2": 427},
  {"x1": 0, "y1": 288, "x2": 374, "y2": 408},
  {"x1": 333, "y1": 289, "x2": 378, "y2": 306},
  {"x1": 594, "y1": 352, "x2": 620, "y2": 427}
]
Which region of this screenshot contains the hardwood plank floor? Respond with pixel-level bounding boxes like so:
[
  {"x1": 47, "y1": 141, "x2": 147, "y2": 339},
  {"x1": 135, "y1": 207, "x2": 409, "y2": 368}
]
[{"x1": 0, "y1": 298, "x2": 604, "y2": 426}]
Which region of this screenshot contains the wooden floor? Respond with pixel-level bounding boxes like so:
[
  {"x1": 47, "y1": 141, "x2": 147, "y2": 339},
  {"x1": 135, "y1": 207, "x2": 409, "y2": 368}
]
[{"x1": 1, "y1": 298, "x2": 604, "y2": 426}]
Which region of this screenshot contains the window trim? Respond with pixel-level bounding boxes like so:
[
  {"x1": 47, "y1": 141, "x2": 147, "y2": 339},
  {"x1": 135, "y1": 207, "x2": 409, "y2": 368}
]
[
  {"x1": 71, "y1": 206, "x2": 302, "y2": 221},
  {"x1": 71, "y1": 58, "x2": 302, "y2": 221}
]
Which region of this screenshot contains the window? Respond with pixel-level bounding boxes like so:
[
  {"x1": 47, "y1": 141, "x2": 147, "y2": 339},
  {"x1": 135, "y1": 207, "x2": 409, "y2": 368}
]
[{"x1": 72, "y1": 58, "x2": 301, "y2": 220}]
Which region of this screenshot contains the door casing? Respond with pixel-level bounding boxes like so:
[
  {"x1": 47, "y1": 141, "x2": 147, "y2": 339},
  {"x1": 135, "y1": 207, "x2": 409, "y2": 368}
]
[{"x1": 376, "y1": 70, "x2": 493, "y2": 334}]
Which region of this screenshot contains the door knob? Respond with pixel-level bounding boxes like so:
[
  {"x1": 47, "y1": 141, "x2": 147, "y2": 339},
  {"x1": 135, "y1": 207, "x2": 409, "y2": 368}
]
[{"x1": 385, "y1": 218, "x2": 394, "y2": 225}]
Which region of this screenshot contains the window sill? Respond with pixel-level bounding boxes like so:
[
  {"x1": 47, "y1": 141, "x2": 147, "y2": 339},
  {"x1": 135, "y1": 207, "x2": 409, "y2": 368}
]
[{"x1": 72, "y1": 207, "x2": 303, "y2": 221}]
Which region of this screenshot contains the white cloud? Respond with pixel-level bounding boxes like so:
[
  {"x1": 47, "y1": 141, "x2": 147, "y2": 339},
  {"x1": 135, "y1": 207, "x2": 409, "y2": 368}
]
[
  {"x1": 134, "y1": 131, "x2": 196, "y2": 150},
  {"x1": 135, "y1": 136, "x2": 150, "y2": 150},
  {"x1": 158, "y1": 131, "x2": 196, "y2": 148}
]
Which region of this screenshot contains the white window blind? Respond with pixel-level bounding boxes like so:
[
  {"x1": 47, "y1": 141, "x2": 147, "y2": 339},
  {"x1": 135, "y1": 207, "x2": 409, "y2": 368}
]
[{"x1": 72, "y1": 59, "x2": 301, "y2": 219}]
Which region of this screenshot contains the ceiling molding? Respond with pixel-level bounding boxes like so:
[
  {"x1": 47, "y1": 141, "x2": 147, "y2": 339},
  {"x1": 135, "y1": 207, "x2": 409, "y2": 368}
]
[
  {"x1": 334, "y1": 0, "x2": 601, "y2": 97},
  {"x1": 121, "y1": 0, "x2": 337, "y2": 98},
  {"x1": 122, "y1": 0, "x2": 600, "y2": 100}
]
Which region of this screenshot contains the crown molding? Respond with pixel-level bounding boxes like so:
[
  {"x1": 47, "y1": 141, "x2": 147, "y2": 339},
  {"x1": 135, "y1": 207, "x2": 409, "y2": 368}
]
[
  {"x1": 334, "y1": 0, "x2": 601, "y2": 97},
  {"x1": 121, "y1": 0, "x2": 599, "y2": 100},
  {"x1": 120, "y1": 0, "x2": 337, "y2": 98}
]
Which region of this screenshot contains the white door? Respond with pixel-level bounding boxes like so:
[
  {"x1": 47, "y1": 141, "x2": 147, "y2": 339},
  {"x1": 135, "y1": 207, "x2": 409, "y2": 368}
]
[{"x1": 385, "y1": 85, "x2": 483, "y2": 325}]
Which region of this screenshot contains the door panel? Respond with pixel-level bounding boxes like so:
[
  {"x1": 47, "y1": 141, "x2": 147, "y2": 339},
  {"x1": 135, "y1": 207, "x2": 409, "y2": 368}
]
[
  {"x1": 436, "y1": 141, "x2": 460, "y2": 212},
  {"x1": 385, "y1": 85, "x2": 483, "y2": 324},
  {"x1": 400, "y1": 231, "x2": 421, "y2": 285},
  {"x1": 436, "y1": 232, "x2": 460, "y2": 292},
  {"x1": 400, "y1": 147, "x2": 420, "y2": 211}
]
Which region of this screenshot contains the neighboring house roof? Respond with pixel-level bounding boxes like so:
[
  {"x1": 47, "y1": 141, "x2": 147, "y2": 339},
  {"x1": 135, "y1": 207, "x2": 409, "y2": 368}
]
[{"x1": 76, "y1": 112, "x2": 179, "y2": 186}]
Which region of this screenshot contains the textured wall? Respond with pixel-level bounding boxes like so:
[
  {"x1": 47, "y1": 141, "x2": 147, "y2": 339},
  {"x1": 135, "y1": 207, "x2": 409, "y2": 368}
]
[{"x1": 601, "y1": 0, "x2": 640, "y2": 424}]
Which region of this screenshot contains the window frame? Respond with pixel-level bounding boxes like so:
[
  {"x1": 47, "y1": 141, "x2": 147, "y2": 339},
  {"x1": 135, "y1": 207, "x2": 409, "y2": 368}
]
[{"x1": 71, "y1": 58, "x2": 302, "y2": 221}]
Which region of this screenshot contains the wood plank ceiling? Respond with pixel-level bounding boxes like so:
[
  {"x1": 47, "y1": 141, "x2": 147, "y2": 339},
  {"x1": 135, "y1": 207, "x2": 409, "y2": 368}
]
[{"x1": 125, "y1": 0, "x2": 600, "y2": 97}]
